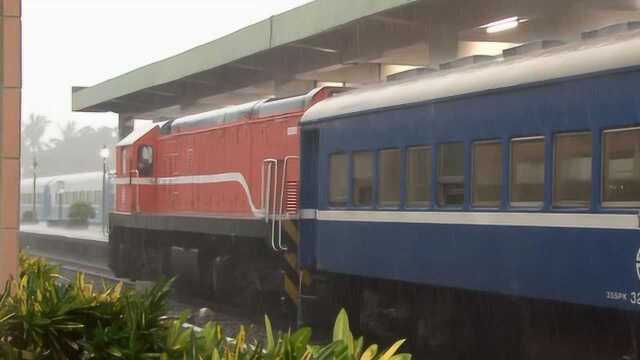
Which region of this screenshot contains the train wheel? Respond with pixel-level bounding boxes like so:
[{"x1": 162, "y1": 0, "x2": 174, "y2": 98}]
[
  {"x1": 108, "y1": 227, "x2": 122, "y2": 276},
  {"x1": 111, "y1": 227, "x2": 133, "y2": 279},
  {"x1": 197, "y1": 245, "x2": 216, "y2": 297}
]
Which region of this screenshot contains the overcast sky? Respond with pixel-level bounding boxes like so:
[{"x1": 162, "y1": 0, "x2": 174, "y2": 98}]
[{"x1": 22, "y1": 0, "x2": 313, "y2": 139}]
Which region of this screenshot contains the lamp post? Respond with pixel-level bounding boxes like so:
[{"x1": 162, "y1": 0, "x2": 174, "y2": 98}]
[
  {"x1": 31, "y1": 155, "x2": 38, "y2": 222},
  {"x1": 100, "y1": 145, "x2": 110, "y2": 234}
]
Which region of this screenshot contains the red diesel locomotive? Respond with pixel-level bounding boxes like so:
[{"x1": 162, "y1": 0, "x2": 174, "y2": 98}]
[{"x1": 109, "y1": 87, "x2": 342, "y2": 309}]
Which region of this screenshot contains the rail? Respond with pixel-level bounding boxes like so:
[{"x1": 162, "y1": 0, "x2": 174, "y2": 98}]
[
  {"x1": 261, "y1": 159, "x2": 279, "y2": 251},
  {"x1": 277, "y1": 156, "x2": 300, "y2": 251}
]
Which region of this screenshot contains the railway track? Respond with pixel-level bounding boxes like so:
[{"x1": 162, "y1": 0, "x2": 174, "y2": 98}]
[{"x1": 23, "y1": 232, "x2": 638, "y2": 359}]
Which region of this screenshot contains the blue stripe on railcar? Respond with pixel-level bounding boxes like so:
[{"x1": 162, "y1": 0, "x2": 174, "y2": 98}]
[{"x1": 314, "y1": 220, "x2": 640, "y2": 311}]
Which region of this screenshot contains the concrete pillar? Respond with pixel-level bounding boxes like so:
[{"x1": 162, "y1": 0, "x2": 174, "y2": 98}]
[
  {"x1": 0, "y1": 0, "x2": 21, "y2": 285},
  {"x1": 426, "y1": 16, "x2": 460, "y2": 66},
  {"x1": 118, "y1": 114, "x2": 134, "y2": 140}
]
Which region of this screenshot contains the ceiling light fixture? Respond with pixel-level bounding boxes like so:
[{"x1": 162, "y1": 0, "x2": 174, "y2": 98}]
[{"x1": 482, "y1": 16, "x2": 523, "y2": 34}]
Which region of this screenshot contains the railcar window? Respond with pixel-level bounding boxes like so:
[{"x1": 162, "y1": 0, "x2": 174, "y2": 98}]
[
  {"x1": 138, "y1": 145, "x2": 154, "y2": 177},
  {"x1": 378, "y1": 149, "x2": 401, "y2": 207},
  {"x1": 438, "y1": 142, "x2": 464, "y2": 207},
  {"x1": 329, "y1": 153, "x2": 349, "y2": 206},
  {"x1": 406, "y1": 146, "x2": 432, "y2": 207},
  {"x1": 353, "y1": 151, "x2": 374, "y2": 206},
  {"x1": 603, "y1": 127, "x2": 640, "y2": 206},
  {"x1": 510, "y1": 137, "x2": 545, "y2": 207},
  {"x1": 554, "y1": 132, "x2": 592, "y2": 207},
  {"x1": 472, "y1": 141, "x2": 502, "y2": 207}
]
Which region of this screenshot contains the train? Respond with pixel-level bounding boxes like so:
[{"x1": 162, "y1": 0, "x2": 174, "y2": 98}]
[
  {"x1": 20, "y1": 171, "x2": 115, "y2": 225},
  {"x1": 109, "y1": 23, "x2": 640, "y2": 354}
]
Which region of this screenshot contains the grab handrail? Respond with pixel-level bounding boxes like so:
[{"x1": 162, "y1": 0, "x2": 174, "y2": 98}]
[
  {"x1": 261, "y1": 159, "x2": 279, "y2": 251},
  {"x1": 277, "y1": 156, "x2": 299, "y2": 251}
]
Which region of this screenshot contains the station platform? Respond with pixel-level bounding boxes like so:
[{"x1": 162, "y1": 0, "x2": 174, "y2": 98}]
[
  {"x1": 20, "y1": 223, "x2": 107, "y2": 242},
  {"x1": 19, "y1": 223, "x2": 109, "y2": 271}
]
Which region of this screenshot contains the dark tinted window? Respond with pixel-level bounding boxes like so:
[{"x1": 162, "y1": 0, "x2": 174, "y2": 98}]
[
  {"x1": 510, "y1": 137, "x2": 544, "y2": 207},
  {"x1": 138, "y1": 145, "x2": 154, "y2": 177},
  {"x1": 472, "y1": 141, "x2": 502, "y2": 207},
  {"x1": 438, "y1": 142, "x2": 464, "y2": 207},
  {"x1": 406, "y1": 146, "x2": 432, "y2": 207},
  {"x1": 554, "y1": 132, "x2": 592, "y2": 207},
  {"x1": 353, "y1": 151, "x2": 374, "y2": 206},
  {"x1": 603, "y1": 127, "x2": 640, "y2": 206},
  {"x1": 329, "y1": 153, "x2": 349, "y2": 206},
  {"x1": 378, "y1": 149, "x2": 401, "y2": 207}
]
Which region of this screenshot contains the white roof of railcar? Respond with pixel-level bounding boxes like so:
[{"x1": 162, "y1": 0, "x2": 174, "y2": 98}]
[
  {"x1": 20, "y1": 172, "x2": 103, "y2": 194},
  {"x1": 302, "y1": 28, "x2": 640, "y2": 124},
  {"x1": 117, "y1": 121, "x2": 165, "y2": 147}
]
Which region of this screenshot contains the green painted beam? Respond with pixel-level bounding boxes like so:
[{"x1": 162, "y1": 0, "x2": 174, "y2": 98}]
[{"x1": 72, "y1": 0, "x2": 418, "y2": 113}]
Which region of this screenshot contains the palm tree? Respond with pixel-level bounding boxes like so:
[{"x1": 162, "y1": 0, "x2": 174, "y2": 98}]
[
  {"x1": 22, "y1": 113, "x2": 50, "y2": 153},
  {"x1": 57, "y1": 120, "x2": 79, "y2": 143}
]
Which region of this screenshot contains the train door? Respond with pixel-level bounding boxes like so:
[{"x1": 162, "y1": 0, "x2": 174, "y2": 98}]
[
  {"x1": 117, "y1": 146, "x2": 134, "y2": 213},
  {"x1": 115, "y1": 125, "x2": 160, "y2": 214},
  {"x1": 135, "y1": 143, "x2": 156, "y2": 212}
]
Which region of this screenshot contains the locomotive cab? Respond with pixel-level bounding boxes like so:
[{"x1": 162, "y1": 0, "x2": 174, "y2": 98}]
[{"x1": 115, "y1": 123, "x2": 160, "y2": 213}]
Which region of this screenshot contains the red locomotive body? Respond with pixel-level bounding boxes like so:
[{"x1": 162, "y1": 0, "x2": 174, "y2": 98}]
[
  {"x1": 109, "y1": 87, "x2": 343, "y2": 308},
  {"x1": 114, "y1": 87, "x2": 336, "y2": 219}
]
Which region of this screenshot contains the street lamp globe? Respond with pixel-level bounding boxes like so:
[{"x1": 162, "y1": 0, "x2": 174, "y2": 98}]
[{"x1": 100, "y1": 146, "x2": 110, "y2": 160}]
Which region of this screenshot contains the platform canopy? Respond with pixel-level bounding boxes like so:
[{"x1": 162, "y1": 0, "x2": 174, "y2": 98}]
[{"x1": 72, "y1": 0, "x2": 640, "y2": 128}]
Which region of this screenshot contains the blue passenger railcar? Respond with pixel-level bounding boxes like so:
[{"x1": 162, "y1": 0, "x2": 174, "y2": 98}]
[{"x1": 300, "y1": 29, "x2": 640, "y2": 312}]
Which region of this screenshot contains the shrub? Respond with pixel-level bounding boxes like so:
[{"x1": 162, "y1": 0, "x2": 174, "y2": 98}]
[
  {"x1": 21, "y1": 210, "x2": 37, "y2": 223},
  {"x1": 0, "y1": 254, "x2": 412, "y2": 359},
  {"x1": 68, "y1": 200, "x2": 96, "y2": 226}
]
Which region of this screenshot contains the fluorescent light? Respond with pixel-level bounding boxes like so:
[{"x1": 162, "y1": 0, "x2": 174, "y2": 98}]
[
  {"x1": 289, "y1": 43, "x2": 339, "y2": 53},
  {"x1": 482, "y1": 16, "x2": 520, "y2": 34}
]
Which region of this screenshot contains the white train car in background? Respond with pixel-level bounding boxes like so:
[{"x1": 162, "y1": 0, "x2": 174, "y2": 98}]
[{"x1": 20, "y1": 172, "x2": 114, "y2": 224}]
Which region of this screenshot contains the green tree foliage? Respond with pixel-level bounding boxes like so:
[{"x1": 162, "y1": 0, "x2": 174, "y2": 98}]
[
  {"x1": 0, "y1": 255, "x2": 412, "y2": 359},
  {"x1": 21, "y1": 114, "x2": 51, "y2": 177},
  {"x1": 68, "y1": 201, "x2": 97, "y2": 226},
  {"x1": 21, "y1": 116, "x2": 118, "y2": 177},
  {"x1": 23, "y1": 114, "x2": 50, "y2": 154},
  {"x1": 39, "y1": 122, "x2": 117, "y2": 177},
  {"x1": 20, "y1": 210, "x2": 36, "y2": 223}
]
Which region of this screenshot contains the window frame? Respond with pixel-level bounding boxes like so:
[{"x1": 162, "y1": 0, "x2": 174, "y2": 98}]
[
  {"x1": 437, "y1": 141, "x2": 465, "y2": 208},
  {"x1": 351, "y1": 150, "x2": 375, "y2": 208},
  {"x1": 471, "y1": 139, "x2": 502, "y2": 208},
  {"x1": 601, "y1": 126, "x2": 640, "y2": 208},
  {"x1": 328, "y1": 152, "x2": 350, "y2": 207},
  {"x1": 552, "y1": 131, "x2": 593, "y2": 208},
  {"x1": 405, "y1": 145, "x2": 433, "y2": 209},
  {"x1": 377, "y1": 148, "x2": 402, "y2": 208},
  {"x1": 509, "y1": 135, "x2": 545, "y2": 208},
  {"x1": 138, "y1": 144, "x2": 155, "y2": 177}
]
